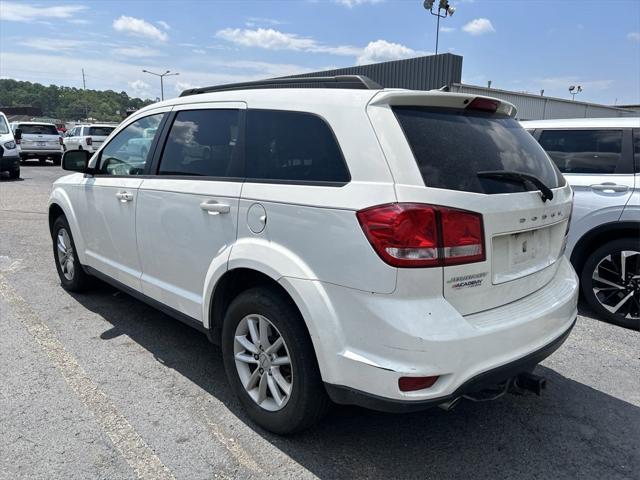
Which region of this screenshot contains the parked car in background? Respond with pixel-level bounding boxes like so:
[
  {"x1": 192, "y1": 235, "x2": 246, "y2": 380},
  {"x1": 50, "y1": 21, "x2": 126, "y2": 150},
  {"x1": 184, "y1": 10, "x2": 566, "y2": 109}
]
[
  {"x1": 10, "y1": 121, "x2": 63, "y2": 165},
  {"x1": 50, "y1": 76, "x2": 578, "y2": 434},
  {"x1": 63, "y1": 124, "x2": 116, "y2": 153},
  {"x1": 0, "y1": 111, "x2": 21, "y2": 178},
  {"x1": 522, "y1": 118, "x2": 639, "y2": 329}
]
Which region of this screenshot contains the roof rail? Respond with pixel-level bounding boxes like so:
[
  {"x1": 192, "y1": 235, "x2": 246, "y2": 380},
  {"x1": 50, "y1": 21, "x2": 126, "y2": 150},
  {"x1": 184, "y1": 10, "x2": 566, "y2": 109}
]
[{"x1": 179, "y1": 75, "x2": 382, "y2": 97}]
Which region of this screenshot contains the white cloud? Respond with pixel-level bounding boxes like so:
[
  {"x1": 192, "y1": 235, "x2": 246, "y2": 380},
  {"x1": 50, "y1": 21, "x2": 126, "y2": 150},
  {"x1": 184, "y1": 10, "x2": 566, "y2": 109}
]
[
  {"x1": 627, "y1": 32, "x2": 640, "y2": 42},
  {"x1": 0, "y1": 1, "x2": 87, "y2": 22},
  {"x1": 192, "y1": 49, "x2": 206, "y2": 55},
  {"x1": 335, "y1": 0, "x2": 383, "y2": 7},
  {"x1": 0, "y1": 51, "x2": 311, "y2": 100},
  {"x1": 128, "y1": 79, "x2": 152, "y2": 97},
  {"x1": 440, "y1": 26, "x2": 456, "y2": 33},
  {"x1": 245, "y1": 17, "x2": 283, "y2": 27},
  {"x1": 357, "y1": 40, "x2": 423, "y2": 65},
  {"x1": 156, "y1": 20, "x2": 171, "y2": 30},
  {"x1": 462, "y1": 18, "x2": 495, "y2": 35},
  {"x1": 216, "y1": 28, "x2": 318, "y2": 51},
  {"x1": 215, "y1": 27, "x2": 364, "y2": 56},
  {"x1": 112, "y1": 46, "x2": 164, "y2": 58},
  {"x1": 112, "y1": 16, "x2": 168, "y2": 42},
  {"x1": 19, "y1": 37, "x2": 77, "y2": 52}
]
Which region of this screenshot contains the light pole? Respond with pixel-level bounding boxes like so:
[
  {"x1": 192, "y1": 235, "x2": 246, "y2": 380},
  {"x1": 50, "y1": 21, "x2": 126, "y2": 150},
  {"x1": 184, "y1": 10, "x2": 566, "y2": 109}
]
[
  {"x1": 142, "y1": 69, "x2": 179, "y2": 101},
  {"x1": 424, "y1": 0, "x2": 455, "y2": 55},
  {"x1": 568, "y1": 85, "x2": 582, "y2": 101}
]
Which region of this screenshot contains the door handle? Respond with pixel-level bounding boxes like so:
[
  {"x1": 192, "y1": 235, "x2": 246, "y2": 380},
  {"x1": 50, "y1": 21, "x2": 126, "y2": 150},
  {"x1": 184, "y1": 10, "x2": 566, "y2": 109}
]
[
  {"x1": 115, "y1": 191, "x2": 134, "y2": 202},
  {"x1": 200, "y1": 200, "x2": 230, "y2": 215},
  {"x1": 590, "y1": 183, "x2": 629, "y2": 193}
]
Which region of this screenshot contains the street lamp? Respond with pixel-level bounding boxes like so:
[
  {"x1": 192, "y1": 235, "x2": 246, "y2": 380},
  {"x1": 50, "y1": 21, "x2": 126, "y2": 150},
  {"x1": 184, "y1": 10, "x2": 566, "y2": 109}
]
[
  {"x1": 424, "y1": 0, "x2": 455, "y2": 55},
  {"x1": 142, "y1": 69, "x2": 180, "y2": 101},
  {"x1": 568, "y1": 85, "x2": 582, "y2": 101}
]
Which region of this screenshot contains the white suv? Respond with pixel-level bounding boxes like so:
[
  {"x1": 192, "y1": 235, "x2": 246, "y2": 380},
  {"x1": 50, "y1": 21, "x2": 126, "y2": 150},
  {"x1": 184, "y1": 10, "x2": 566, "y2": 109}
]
[
  {"x1": 63, "y1": 124, "x2": 117, "y2": 153},
  {"x1": 10, "y1": 121, "x2": 63, "y2": 165},
  {"x1": 522, "y1": 118, "x2": 639, "y2": 329},
  {"x1": 49, "y1": 76, "x2": 578, "y2": 433}
]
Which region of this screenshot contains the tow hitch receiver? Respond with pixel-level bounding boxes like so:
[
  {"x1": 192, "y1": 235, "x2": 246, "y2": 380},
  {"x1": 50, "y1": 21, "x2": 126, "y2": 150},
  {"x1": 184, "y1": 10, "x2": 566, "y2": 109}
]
[{"x1": 514, "y1": 372, "x2": 547, "y2": 396}]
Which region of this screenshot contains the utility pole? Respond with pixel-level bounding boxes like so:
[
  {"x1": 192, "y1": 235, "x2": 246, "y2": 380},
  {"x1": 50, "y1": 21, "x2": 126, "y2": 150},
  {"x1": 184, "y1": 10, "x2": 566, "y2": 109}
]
[
  {"x1": 82, "y1": 68, "x2": 86, "y2": 90},
  {"x1": 82, "y1": 68, "x2": 88, "y2": 120},
  {"x1": 424, "y1": 0, "x2": 455, "y2": 55}
]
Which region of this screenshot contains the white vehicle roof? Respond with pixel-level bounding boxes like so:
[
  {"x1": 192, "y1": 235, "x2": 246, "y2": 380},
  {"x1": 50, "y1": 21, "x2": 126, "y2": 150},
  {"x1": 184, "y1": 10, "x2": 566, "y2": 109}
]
[
  {"x1": 77, "y1": 123, "x2": 117, "y2": 128},
  {"x1": 12, "y1": 121, "x2": 58, "y2": 126},
  {"x1": 134, "y1": 88, "x2": 517, "y2": 118},
  {"x1": 521, "y1": 117, "x2": 640, "y2": 129}
]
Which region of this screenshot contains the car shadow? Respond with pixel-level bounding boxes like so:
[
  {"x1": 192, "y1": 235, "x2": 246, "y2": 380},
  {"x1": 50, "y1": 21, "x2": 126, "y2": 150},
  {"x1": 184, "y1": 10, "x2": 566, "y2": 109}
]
[
  {"x1": 70, "y1": 283, "x2": 639, "y2": 479},
  {"x1": 0, "y1": 175, "x2": 24, "y2": 182}
]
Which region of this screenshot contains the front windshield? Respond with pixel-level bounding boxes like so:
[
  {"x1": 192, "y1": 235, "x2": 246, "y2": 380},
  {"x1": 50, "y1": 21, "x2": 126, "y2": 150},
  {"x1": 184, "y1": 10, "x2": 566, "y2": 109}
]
[{"x1": 0, "y1": 116, "x2": 9, "y2": 135}]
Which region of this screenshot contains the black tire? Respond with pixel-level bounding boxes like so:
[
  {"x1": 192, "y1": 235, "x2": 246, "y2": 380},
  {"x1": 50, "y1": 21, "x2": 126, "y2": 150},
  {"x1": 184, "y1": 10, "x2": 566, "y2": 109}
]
[
  {"x1": 222, "y1": 286, "x2": 330, "y2": 434},
  {"x1": 581, "y1": 238, "x2": 640, "y2": 330},
  {"x1": 52, "y1": 216, "x2": 93, "y2": 292},
  {"x1": 39, "y1": 157, "x2": 47, "y2": 166},
  {"x1": 52, "y1": 155, "x2": 62, "y2": 166},
  {"x1": 8, "y1": 167, "x2": 19, "y2": 179}
]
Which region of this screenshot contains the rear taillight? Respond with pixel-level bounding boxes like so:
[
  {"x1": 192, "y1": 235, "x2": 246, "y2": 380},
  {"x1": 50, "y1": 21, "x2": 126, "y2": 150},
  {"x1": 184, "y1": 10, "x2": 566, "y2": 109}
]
[
  {"x1": 86, "y1": 137, "x2": 93, "y2": 146},
  {"x1": 16, "y1": 138, "x2": 20, "y2": 145},
  {"x1": 357, "y1": 203, "x2": 485, "y2": 268},
  {"x1": 399, "y1": 376, "x2": 439, "y2": 392}
]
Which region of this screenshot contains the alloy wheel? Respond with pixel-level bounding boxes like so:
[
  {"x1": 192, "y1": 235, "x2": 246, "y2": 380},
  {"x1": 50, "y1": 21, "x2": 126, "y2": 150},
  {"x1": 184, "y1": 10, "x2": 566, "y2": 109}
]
[
  {"x1": 233, "y1": 314, "x2": 293, "y2": 411},
  {"x1": 592, "y1": 250, "x2": 640, "y2": 320},
  {"x1": 56, "y1": 228, "x2": 75, "y2": 281}
]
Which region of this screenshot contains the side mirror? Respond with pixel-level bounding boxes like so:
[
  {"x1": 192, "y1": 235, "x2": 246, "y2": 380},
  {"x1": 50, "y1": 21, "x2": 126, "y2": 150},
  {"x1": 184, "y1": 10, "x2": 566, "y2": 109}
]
[
  {"x1": 14, "y1": 128, "x2": 22, "y2": 141},
  {"x1": 62, "y1": 149, "x2": 91, "y2": 173}
]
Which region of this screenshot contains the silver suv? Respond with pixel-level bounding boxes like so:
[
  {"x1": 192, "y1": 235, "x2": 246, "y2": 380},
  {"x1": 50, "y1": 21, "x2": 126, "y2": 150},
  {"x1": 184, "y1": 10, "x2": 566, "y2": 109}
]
[{"x1": 523, "y1": 118, "x2": 640, "y2": 329}]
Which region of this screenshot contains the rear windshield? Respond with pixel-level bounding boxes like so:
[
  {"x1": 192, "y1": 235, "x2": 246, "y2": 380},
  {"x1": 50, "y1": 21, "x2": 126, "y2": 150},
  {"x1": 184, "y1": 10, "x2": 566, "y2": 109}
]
[
  {"x1": 0, "y1": 116, "x2": 9, "y2": 134},
  {"x1": 87, "y1": 126, "x2": 115, "y2": 137},
  {"x1": 19, "y1": 124, "x2": 59, "y2": 135},
  {"x1": 393, "y1": 107, "x2": 563, "y2": 194}
]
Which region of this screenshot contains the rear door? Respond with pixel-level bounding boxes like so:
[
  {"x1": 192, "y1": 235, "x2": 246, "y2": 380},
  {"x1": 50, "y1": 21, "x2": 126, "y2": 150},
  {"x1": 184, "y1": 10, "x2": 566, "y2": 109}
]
[
  {"x1": 136, "y1": 103, "x2": 244, "y2": 321},
  {"x1": 370, "y1": 100, "x2": 573, "y2": 315}
]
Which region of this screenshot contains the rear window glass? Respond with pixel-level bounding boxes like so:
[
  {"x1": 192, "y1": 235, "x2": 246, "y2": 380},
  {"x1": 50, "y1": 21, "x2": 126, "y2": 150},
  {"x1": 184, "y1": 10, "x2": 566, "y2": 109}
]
[
  {"x1": 87, "y1": 126, "x2": 115, "y2": 136},
  {"x1": 0, "y1": 116, "x2": 9, "y2": 134},
  {"x1": 538, "y1": 129, "x2": 622, "y2": 174},
  {"x1": 393, "y1": 107, "x2": 563, "y2": 194},
  {"x1": 246, "y1": 109, "x2": 349, "y2": 184},
  {"x1": 19, "y1": 124, "x2": 59, "y2": 135}
]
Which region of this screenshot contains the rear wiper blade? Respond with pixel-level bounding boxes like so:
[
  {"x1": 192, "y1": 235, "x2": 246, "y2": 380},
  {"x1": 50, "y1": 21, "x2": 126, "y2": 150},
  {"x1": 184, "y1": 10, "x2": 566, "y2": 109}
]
[{"x1": 477, "y1": 170, "x2": 554, "y2": 202}]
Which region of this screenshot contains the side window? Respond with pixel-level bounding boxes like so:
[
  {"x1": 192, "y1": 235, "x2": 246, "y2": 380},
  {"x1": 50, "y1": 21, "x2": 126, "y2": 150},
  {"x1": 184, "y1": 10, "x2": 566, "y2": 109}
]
[
  {"x1": 633, "y1": 129, "x2": 640, "y2": 173},
  {"x1": 158, "y1": 109, "x2": 241, "y2": 177},
  {"x1": 98, "y1": 113, "x2": 164, "y2": 176},
  {"x1": 246, "y1": 109, "x2": 349, "y2": 184},
  {"x1": 538, "y1": 129, "x2": 623, "y2": 174}
]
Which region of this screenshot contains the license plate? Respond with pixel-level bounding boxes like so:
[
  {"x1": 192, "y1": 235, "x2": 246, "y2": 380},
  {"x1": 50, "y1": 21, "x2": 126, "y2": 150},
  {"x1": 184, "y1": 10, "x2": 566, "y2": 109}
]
[
  {"x1": 509, "y1": 229, "x2": 550, "y2": 267},
  {"x1": 37, "y1": 142, "x2": 46, "y2": 146}
]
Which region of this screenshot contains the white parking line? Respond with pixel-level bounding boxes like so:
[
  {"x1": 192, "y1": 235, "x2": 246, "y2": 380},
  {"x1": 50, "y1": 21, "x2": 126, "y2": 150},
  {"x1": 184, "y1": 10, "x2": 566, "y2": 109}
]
[{"x1": 0, "y1": 274, "x2": 175, "y2": 480}]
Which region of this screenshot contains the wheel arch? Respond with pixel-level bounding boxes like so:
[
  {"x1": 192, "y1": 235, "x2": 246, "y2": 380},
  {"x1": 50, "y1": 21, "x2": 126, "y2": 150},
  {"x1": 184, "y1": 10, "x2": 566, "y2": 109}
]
[
  {"x1": 48, "y1": 191, "x2": 87, "y2": 264},
  {"x1": 570, "y1": 221, "x2": 640, "y2": 275}
]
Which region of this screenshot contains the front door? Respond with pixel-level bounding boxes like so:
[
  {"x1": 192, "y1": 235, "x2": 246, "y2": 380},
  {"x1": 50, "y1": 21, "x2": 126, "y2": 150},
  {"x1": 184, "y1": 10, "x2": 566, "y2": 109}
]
[
  {"x1": 77, "y1": 111, "x2": 167, "y2": 290},
  {"x1": 136, "y1": 103, "x2": 244, "y2": 321}
]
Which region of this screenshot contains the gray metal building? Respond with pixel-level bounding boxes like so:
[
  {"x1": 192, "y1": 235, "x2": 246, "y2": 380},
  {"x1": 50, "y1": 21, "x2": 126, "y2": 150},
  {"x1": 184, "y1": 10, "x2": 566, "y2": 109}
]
[{"x1": 285, "y1": 53, "x2": 635, "y2": 120}]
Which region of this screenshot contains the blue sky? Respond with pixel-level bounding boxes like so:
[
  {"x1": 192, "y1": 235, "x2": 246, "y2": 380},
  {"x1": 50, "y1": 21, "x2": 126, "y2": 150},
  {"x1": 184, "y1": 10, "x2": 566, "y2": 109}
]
[{"x1": 1, "y1": 0, "x2": 639, "y2": 105}]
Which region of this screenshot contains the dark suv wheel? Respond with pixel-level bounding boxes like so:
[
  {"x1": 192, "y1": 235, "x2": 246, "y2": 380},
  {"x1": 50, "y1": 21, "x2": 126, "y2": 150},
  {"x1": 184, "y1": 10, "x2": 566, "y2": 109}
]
[
  {"x1": 221, "y1": 286, "x2": 330, "y2": 434},
  {"x1": 581, "y1": 238, "x2": 640, "y2": 330},
  {"x1": 8, "y1": 166, "x2": 20, "y2": 179}
]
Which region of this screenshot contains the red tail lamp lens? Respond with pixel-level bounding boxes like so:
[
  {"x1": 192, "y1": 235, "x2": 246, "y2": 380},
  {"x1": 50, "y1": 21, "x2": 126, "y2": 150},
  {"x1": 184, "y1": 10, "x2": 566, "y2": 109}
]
[{"x1": 357, "y1": 203, "x2": 485, "y2": 268}]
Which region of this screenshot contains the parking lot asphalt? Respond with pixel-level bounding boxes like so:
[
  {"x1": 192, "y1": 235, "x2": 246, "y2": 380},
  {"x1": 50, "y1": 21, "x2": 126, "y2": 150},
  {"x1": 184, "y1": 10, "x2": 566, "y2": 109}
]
[{"x1": 1, "y1": 164, "x2": 639, "y2": 480}]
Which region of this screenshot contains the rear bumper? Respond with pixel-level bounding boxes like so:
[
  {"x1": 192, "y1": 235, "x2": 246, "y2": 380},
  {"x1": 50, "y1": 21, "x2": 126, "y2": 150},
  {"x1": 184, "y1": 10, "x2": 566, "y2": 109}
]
[
  {"x1": 20, "y1": 149, "x2": 62, "y2": 157},
  {"x1": 325, "y1": 317, "x2": 575, "y2": 412},
  {"x1": 286, "y1": 256, "x2": 579, "y2": 404}
]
